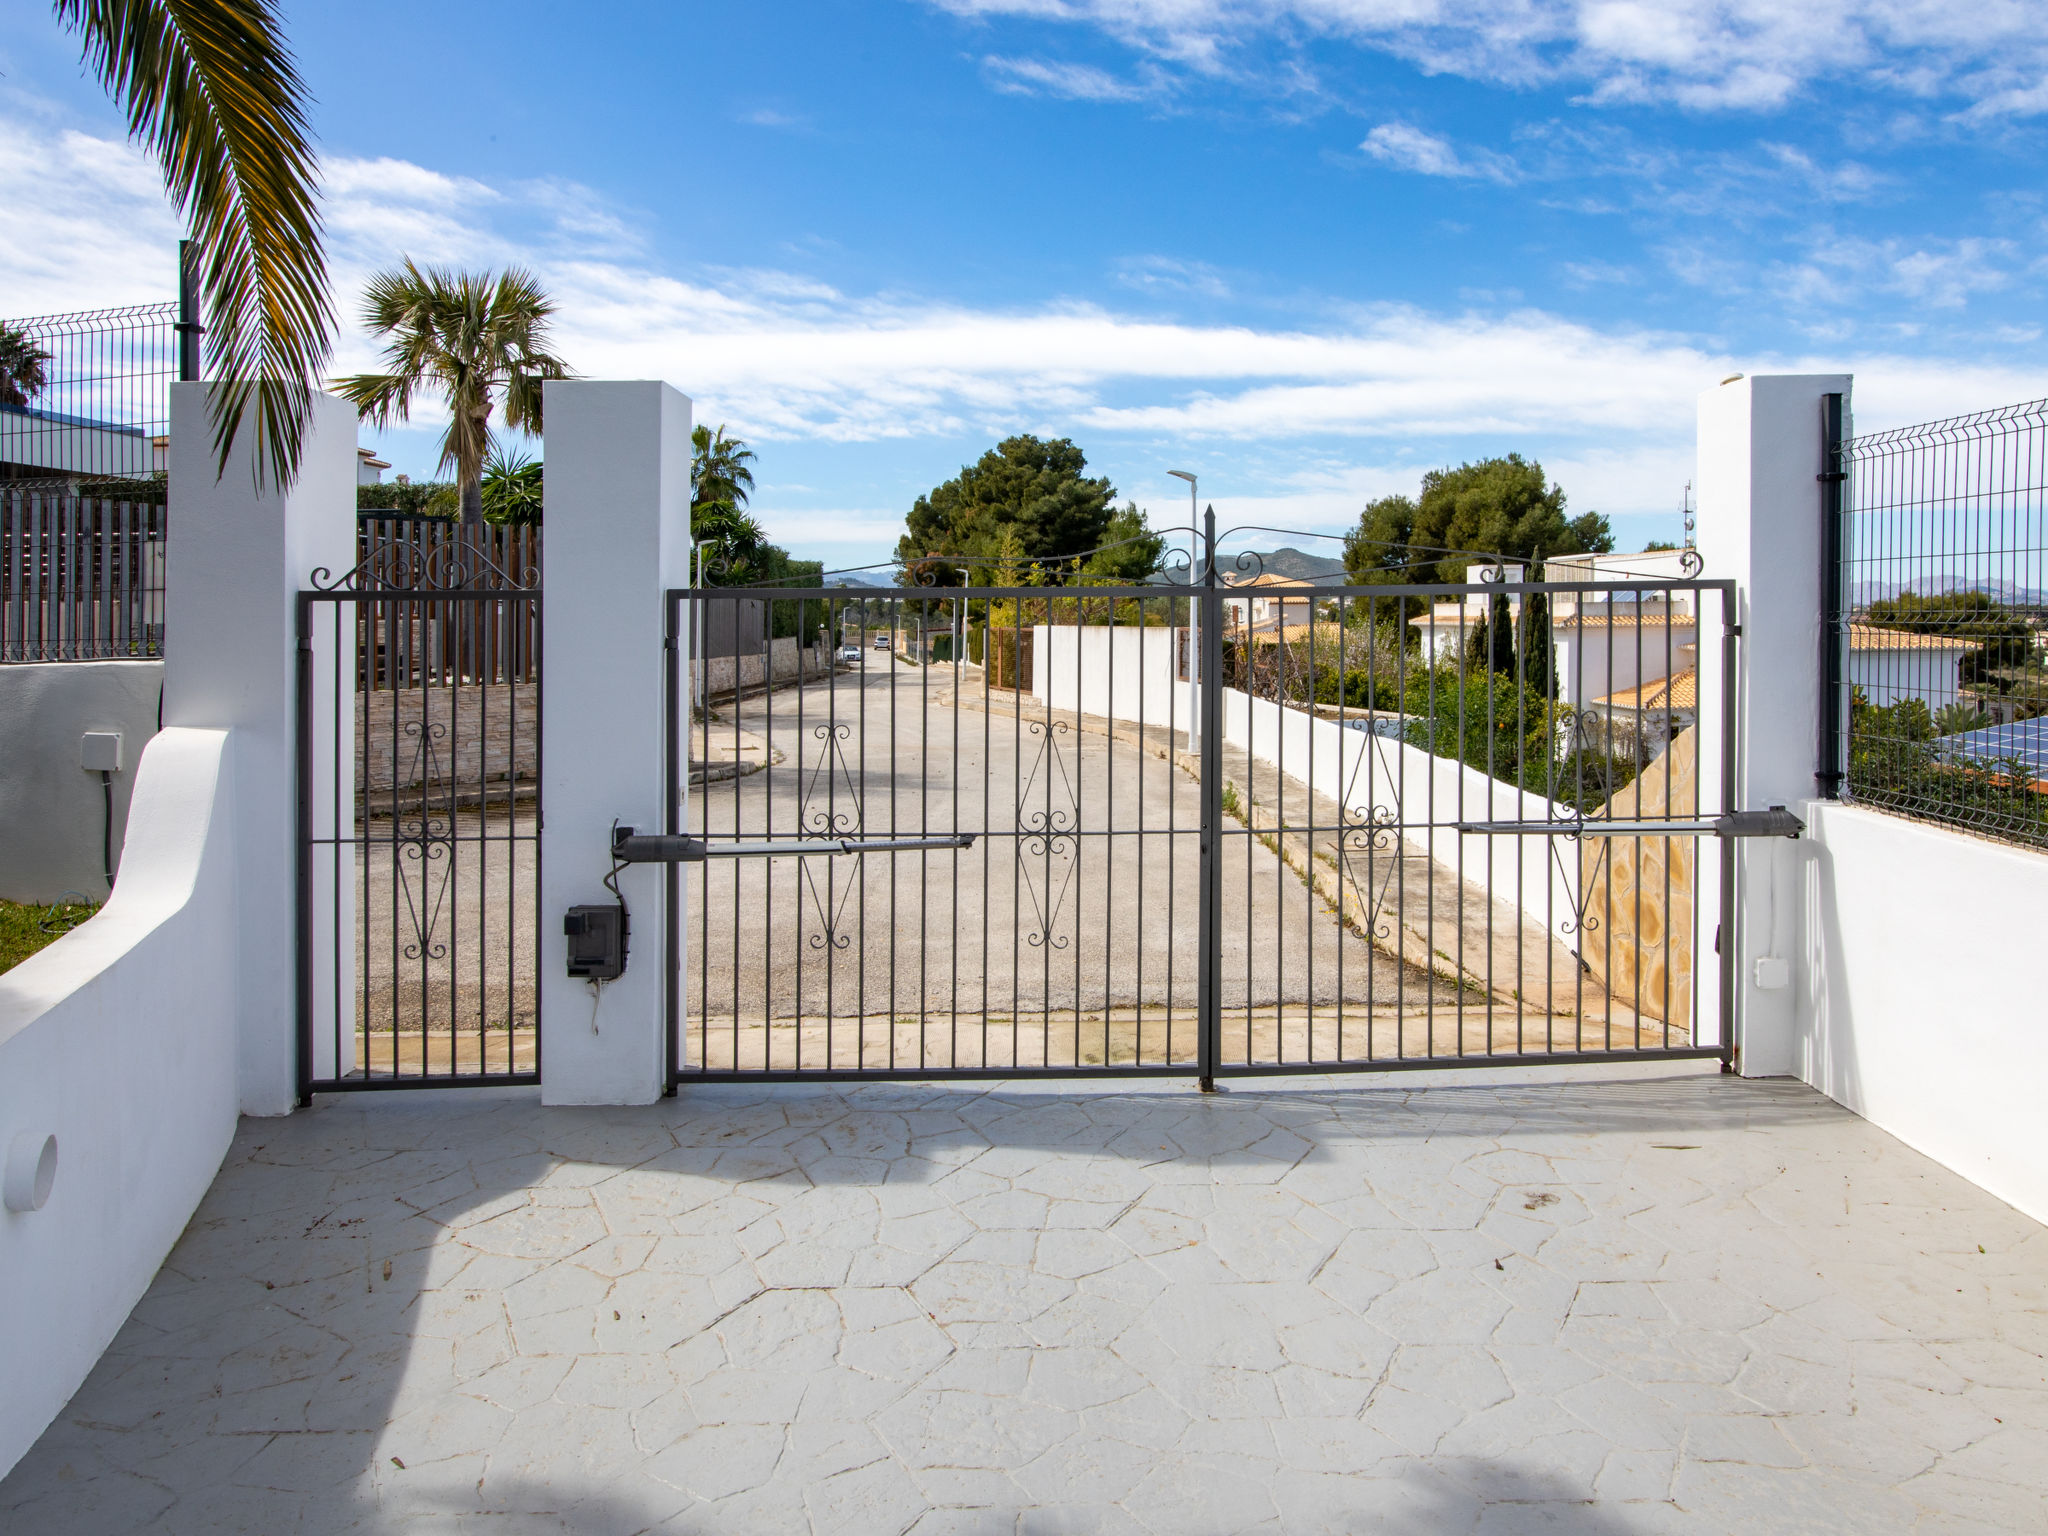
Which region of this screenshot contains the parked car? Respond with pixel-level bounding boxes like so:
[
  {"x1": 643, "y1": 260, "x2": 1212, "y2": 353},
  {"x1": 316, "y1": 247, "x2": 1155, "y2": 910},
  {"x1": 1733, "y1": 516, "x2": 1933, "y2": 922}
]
[
  {"x1": 873, "y1": 636, "x2": 891, "y2": 649},
  {"x1": 839, "y1": 645, "x2": 861, "y2": 661}
]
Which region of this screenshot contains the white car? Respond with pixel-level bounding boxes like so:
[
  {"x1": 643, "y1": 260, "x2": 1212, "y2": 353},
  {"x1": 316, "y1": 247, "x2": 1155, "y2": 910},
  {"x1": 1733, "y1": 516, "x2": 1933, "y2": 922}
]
[
  {"x1": 873, "y1": 636, "x2": 891, "y2": 650},
  {"x1": 839, "y1": 645, "x2": 861, "y2": 661}
]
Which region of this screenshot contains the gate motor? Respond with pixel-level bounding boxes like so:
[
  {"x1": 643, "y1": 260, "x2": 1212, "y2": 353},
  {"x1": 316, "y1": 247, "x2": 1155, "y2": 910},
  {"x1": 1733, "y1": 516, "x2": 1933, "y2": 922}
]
[{"x1": 567, "y1": 826, "x2": 976, "y2": 979}]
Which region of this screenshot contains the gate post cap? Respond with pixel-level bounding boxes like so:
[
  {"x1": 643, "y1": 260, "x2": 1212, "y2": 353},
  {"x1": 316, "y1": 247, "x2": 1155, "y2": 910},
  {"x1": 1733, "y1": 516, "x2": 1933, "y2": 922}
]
[{"x1": 4, "y1": 1131, "x2": 57, "y2": 1212}]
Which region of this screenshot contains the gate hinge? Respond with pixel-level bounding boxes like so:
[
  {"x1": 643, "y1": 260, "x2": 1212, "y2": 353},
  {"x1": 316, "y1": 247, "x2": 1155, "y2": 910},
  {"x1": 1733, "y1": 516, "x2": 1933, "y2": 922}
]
[{"x1": 1816, "y1": 471, "x2": 1847, "y2": 483}]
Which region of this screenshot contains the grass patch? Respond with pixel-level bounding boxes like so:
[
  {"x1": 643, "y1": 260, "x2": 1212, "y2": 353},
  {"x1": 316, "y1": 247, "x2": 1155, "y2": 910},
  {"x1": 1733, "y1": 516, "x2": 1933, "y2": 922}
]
[{"x1": 0, "y1": 898, "x2": 99, "y2": 976}]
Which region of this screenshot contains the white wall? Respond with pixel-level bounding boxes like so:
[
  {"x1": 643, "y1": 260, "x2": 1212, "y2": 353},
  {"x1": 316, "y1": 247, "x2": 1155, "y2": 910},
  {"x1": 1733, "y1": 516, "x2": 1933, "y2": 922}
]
[
  {"x1": 0, "y1": 389, "x2": 358, "y2": 1479},
  {"x1": 164, "y1": 385, "x2": 359, "y2": 1115},
  {"x1": 0, "y1": 661, "x2": 161, "y2": 902},
  {"x1": 1846, "y1": 647, "x2": 1965, "y2": 712},
  {"x1": 1554, "y1": 623, "x2": 1698, "y2": 708},
  {"x1": 1798, "y1": 803, "x2": 2048, "y2": 1225},
  {"x1": 1695, "y1": 372, "x2": 1850, "y2": 1077},
  {"x1": 1033, "y1": 624, "x2": 1185, "y2": 731},
  {"x1": 538, "y1": 381, "x2": 692, "y2": 1106},
  {"x1": 1033, "y1": 624, "x2": 1579, "y2": 943},
  {"x1": 0, "y1": 728, "x2": 240, "y2": 1479}
]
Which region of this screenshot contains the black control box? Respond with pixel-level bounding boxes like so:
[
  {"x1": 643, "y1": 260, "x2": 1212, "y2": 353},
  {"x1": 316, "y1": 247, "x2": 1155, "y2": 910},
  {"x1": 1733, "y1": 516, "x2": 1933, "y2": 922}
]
[{"x1": 564, "y1": 904, "x2": 627, "y2": 981}]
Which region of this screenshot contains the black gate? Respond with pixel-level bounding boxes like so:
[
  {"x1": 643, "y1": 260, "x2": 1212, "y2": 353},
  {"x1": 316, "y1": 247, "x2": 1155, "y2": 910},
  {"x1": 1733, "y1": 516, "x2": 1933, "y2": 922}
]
[
  {"x1": 296, "y1": 529, "x2": 542, "y2": 1100},
  {"x1": 666, "y1": 523, "x2": 1741, "y2": 1088}
]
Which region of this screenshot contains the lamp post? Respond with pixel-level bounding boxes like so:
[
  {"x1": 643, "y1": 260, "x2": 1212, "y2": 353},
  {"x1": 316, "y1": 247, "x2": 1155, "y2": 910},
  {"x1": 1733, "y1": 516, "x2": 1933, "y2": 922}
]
[{"x1": 1167, "y1": 470, "x2": 1198, "y2": 751}]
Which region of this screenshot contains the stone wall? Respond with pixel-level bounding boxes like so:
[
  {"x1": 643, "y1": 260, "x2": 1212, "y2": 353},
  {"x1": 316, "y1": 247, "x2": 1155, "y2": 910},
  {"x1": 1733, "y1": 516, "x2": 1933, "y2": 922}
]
[
  {"x1": 1578, "y1": 727, "x2": 1697, "y2": 1028},
  {"x1": 357, "y1": 682, "x2": 537, "y2": 794},
  {"x1": 695, "y1": 637, "x2": 828, "y2": 699}
]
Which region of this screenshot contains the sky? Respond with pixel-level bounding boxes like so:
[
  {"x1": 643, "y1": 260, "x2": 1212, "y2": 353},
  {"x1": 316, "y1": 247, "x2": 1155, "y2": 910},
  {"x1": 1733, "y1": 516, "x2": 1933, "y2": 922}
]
[{"x1": 3, "y1": 0, "x2": 2045, "y2": 573}]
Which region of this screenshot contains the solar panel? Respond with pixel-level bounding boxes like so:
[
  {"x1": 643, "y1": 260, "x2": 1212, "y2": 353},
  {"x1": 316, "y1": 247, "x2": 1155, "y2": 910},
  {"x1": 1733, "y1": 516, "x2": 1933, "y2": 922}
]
[{"x1": 1935, "y1": 718, "x2": 2048, "y2": 775}]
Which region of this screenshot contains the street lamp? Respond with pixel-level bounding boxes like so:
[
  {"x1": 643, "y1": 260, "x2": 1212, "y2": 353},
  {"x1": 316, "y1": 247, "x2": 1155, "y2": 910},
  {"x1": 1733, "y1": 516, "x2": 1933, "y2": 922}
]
[{"x1": 1168, "y1": 470, "x2": 1198, "y2": 751}]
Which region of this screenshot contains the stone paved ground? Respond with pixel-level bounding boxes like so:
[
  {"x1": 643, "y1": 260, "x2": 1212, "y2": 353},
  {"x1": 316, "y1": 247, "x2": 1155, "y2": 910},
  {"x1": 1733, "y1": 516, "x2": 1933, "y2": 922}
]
[{"x1": 3, "y1": 1070, "x2": 2045, "y2": 1535}]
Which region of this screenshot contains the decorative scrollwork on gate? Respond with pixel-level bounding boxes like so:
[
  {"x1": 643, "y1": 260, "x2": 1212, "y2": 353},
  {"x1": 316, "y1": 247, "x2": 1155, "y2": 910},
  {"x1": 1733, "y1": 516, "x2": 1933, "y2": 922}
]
[
  {"x1": 1018, "y1": 716, "x2": 1080, "y2": 951},
  {"x1": 799, "y1": 722, "x2": 862, "y2": 838},
  {"x1": 1335, "y1": 806, "x2": 1405, "y2": 944},
  {"x1": 311, "y1": 533, "x2": 535, "y2": 594}
]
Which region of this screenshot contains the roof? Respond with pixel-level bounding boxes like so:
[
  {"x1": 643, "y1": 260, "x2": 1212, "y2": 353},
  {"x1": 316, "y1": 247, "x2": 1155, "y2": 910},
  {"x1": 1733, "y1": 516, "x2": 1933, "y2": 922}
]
[
  {"x1": 1596, "y1": 669, "x2": 1697, "y2": 712},
  {"x1": 1552, "y1": 611, "x2": 1694, "y2": 631},
  {"x1": 1847, "y1": 623, "x2": 1977, "y2": 653},
  {"x1": 1222, "y1": 572, "x2": 1317, "y2": 591}
]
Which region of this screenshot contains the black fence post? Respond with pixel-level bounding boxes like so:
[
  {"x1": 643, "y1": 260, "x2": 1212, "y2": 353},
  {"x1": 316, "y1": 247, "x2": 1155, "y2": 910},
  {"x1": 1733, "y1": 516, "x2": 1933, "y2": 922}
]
[
  {"x1": 176, "y1": 239, "x2": 204, "y2": 383},
  {"x1": 1197, "y1": 506, "x2": 1222, "y2": 1091},
  {"x1": 1818, "y1": 392, "x2": 1847, "y2": 798}
]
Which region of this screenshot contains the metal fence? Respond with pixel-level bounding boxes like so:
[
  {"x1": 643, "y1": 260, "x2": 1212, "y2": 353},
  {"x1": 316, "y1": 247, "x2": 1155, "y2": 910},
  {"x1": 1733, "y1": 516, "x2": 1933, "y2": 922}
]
[
  {"x1": 353, "y1": 516, "x2": 540, "y2": 688},
  {"x1": 1830, "y1": 395, "x2": 2048, "y2": 849},
  {"x1": 1, "y1": 492, "x2": 167, "y2": 660},
  {"x1": 0, "y1": 303, "x2": 178, "y2": 492}
]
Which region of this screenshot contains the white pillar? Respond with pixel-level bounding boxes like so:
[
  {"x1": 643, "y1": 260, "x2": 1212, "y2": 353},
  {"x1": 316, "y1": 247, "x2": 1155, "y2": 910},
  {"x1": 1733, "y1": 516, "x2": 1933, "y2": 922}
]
[
  {"x1": 538, "y1": 381, "x2": 692, "y2": 1105},
  {"x1": 1694, "y1": 372, "x2": 1850, "y2": 1077},
  {"x1": 164, "y1": 386, "x2": 359, "y2": 1115}
]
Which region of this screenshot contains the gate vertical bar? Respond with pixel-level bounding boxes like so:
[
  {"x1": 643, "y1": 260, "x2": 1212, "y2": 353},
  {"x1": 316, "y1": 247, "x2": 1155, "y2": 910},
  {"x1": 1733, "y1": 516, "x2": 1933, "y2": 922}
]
[
  {"x1": 294, "y1": 593, "x2": 315, "y2": 1106},
  {"x1": 1197, "y1": 507, "x2": 1222, "y2": 1091},
  {"x1": 663, "y1": 590, "x2": 681, "y2": 1093},
  {"x1": 1717, "y1": 589, "x2": 1740, "y2": 1071},
  {"x1": 1817, "y1": 391, "x2": 1847, "y2": 798}
]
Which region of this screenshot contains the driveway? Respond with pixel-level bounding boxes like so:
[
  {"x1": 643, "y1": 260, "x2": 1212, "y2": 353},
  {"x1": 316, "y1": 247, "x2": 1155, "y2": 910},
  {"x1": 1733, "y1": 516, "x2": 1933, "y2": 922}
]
[{"x1": 2, "y1": 1072, "x2": 2042, "y2": 1533}]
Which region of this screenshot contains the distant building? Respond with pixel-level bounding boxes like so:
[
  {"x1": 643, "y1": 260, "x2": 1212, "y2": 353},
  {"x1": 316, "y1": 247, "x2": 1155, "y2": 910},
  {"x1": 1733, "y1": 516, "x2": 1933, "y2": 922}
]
[
  {"x1": 1846, "y1": 624, "x2": 1976, "y2": 712},
  {"x1": 1222, "y1": 573, "x2": 1316, "y2": 633}
]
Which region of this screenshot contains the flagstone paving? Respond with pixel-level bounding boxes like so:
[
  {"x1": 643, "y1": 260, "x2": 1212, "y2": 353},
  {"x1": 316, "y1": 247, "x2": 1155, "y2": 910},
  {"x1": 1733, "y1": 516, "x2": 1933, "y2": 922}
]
[{"x1": 2, "y1": 1070, "x2": 2045, "y2": 1534}]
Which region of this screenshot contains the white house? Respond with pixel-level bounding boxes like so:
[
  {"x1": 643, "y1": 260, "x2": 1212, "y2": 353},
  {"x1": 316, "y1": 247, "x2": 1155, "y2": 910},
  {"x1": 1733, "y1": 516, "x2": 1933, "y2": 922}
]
[
  {"x1": 1846, "y1": 623, "x2": 1975, "y2": 712},
  {"x1": 1221, "y1": 573, "x2": 1316, "y2": 633}
]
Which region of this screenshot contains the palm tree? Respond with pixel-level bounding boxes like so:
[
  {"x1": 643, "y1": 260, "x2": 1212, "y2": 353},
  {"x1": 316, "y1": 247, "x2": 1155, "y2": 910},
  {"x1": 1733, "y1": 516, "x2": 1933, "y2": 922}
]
[
  {"x1": 55, "y1": 0, "x2": 332, "y2": 486},
  {"x1": 335, "y1": 262, "x2": 574, "y2": 526},
  {"x1": 691, "y1": 423, "x2": 756, "y2": 515},
  {"x1": 0, "y1": 324, "x2": 52, "y2": 410}
]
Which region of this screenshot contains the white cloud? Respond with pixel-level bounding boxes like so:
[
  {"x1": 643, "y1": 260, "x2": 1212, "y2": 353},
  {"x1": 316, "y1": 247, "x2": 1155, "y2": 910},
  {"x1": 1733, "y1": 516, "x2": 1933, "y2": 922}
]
[
  {"x1": 6, "y1": 113, "x2": 2043, "y2": 530},
  {"x1": 1114, "y1": 254, "x2": 1232, "y2": 297},
  {"x1": 1362, "y1": 122, "x2": 1517, "y2": 181},
  {"x1": 982, "y1": 55, "x2": 1161, "y2": 100},
  {"x1": 933, "y1": 0, "x2": 2048, "y2": 118},
  {"x1": 1773, "y1": 234, "x2": 2019, "y2": 310}
]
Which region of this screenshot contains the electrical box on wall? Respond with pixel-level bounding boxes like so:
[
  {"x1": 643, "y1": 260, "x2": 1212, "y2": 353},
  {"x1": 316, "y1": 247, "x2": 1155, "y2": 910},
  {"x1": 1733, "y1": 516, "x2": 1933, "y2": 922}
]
[
  {"x1": 564, "y1": 904, "x2": 627, "y2": 981},
  {"x1": 80, "y1": 732, "x2": 122, "y2": 773}
]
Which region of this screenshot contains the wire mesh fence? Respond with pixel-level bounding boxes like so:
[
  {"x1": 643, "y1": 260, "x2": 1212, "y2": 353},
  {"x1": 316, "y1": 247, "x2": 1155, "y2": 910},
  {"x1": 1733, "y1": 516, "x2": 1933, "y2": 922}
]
[
  {"x1": 0, "y1": 303, "x2": 178, "y2": 492},
  {"x1": 1835, "y1": 397, "x2": 2048, "y2": 849}
]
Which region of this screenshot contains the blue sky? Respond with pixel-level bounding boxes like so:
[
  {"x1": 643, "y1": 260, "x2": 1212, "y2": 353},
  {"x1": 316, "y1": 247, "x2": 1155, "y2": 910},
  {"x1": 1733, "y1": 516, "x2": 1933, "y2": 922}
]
[{"x1": 3, "y1": 0, "x2": 2045, "y2": 571}]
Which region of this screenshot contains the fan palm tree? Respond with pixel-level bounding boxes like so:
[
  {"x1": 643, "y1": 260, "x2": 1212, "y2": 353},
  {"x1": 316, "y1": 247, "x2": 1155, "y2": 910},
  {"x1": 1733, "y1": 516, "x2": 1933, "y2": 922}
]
[
  {"x1": 55, "y1": 0, "x2": 333, "y2": 486},
  {"x1": 691, "y1": 423, "x2": 756, "y2": 514},
  {"x1": 335, "y1": 262, "x2": 575, "y2": 527}
]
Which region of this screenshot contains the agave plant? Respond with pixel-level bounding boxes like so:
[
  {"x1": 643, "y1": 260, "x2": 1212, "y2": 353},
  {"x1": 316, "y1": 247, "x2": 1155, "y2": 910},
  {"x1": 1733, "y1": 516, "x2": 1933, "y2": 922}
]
[{"x1": 55, "y1": 0, "x2": 332, "y2": 485}]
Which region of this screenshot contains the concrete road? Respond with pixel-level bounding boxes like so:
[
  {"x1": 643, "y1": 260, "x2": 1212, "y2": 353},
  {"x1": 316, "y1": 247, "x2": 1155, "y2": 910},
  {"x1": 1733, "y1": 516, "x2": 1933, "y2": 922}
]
[{"x1": 682, "y1": 660, "x2": 1475, "y2": 1071}]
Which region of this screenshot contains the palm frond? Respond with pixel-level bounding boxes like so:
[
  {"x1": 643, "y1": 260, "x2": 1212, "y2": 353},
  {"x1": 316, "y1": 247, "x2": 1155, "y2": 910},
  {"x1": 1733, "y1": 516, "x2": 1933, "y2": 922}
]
[{"x1": 58, "y1": 0, "x2": 334, "y2": 488}]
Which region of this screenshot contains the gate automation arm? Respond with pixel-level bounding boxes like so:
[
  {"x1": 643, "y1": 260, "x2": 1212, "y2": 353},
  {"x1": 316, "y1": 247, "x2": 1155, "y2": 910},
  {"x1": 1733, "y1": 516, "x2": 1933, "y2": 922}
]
[
  {"x1": 612, "y1": 827, "x2": 977, "y2": 863},
  {"x1": 1455, "y1": 806, "x2": 1804, "y2": 839}
]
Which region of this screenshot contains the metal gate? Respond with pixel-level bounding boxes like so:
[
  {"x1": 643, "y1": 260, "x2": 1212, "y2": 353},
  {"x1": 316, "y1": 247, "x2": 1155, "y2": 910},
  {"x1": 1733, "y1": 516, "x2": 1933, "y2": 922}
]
[
  {"x1": 663, "y1": 522, "x2": 1752, "y2": 1088},
  {"x1": 295, "y1": 529, "x2": 542, "y2": 1100}
]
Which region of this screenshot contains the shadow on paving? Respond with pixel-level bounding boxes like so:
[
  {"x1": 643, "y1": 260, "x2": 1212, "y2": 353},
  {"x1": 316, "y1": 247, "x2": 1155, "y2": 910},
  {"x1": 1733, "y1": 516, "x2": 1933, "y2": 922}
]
[{"x1": 0, "y1": 1075, "x2": 1870, "y2": 1534}]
